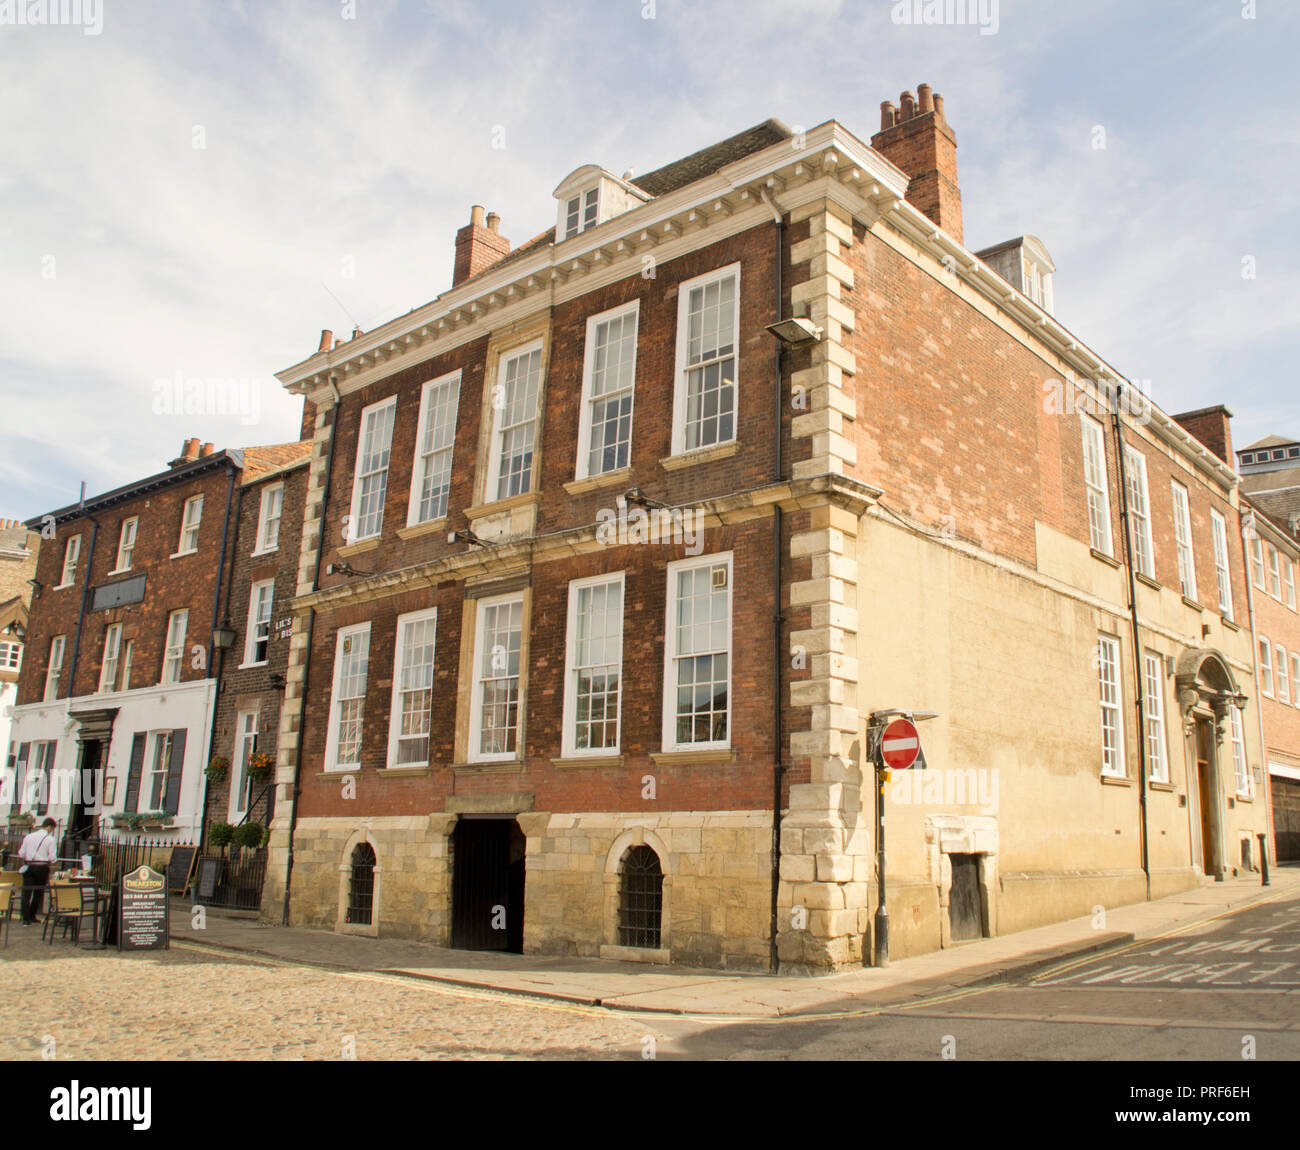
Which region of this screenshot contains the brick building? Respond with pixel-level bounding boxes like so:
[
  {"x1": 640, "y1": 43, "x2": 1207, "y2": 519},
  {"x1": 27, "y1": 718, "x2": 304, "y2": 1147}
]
[
  {"x1": 0, "y1": 519, "x2": 39, "y2": 816},
  {"x1": 262, "y1": 86, "x2": 1274, "y2": 972},
  {"x1": 1235, "y1": 435, "x2": 1300, "y2": 859},
  {"x1": 204, "y1": 443, "x2": 311, "y2": 837},
  {"x1": 2, "y1": 438, "x2": 307, "y2": 856}
]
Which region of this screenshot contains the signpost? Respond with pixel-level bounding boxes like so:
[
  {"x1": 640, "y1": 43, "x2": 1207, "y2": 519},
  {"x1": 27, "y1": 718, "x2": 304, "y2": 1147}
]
[
  {"x1": 867, "y1": 709, "x2": 935, "y2": 968},
  {"x1": 118, "y1": 864, "x2": 169, "y2": 952}
]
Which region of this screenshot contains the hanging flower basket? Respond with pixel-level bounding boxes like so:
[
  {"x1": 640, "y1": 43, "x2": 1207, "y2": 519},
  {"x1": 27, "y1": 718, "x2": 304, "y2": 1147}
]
[
  {"x1": 246, "y1": 752, "x2": 274, "y2": 781},
  {"x1": 205, "y1": 755, "x2": 230, "y2": 782}
]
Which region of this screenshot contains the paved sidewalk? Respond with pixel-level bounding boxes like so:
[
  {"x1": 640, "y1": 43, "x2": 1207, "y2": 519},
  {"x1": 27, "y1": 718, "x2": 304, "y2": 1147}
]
[{"x1": 170, "y1": 866, "x2": 1299, "y2": 1017}]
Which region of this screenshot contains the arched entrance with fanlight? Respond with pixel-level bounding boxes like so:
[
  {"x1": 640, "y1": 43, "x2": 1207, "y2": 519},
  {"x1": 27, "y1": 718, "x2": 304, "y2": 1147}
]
[{"x1": 1173, "y1": 647, "x2": 1248, "y2": 881}]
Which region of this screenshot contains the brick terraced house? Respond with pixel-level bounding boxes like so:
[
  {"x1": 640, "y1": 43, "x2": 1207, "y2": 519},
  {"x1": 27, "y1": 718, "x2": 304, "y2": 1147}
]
[
  {"x1": 263, "y1": 85, "x2": 1279, "y2": 972},
  {"x1": 2, "y1": 438, "x2": 309, "y2": 856},
  {"x1": 1236, "y1": 434, "x2": 1300, "y2": 859}
]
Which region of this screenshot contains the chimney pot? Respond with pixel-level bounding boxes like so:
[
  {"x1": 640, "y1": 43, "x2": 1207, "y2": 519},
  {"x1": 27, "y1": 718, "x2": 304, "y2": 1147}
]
[
  {"x1": 880, "y1": 100, "x2": 896, "y2": 130},
  {"x1": 318, "y1": 329, "x2": 333, "y2": 352},
  {"x1": 486, "y1": 211, "x2": 500, "y2": 233},
  {"x1": 351, "y1": 326, "x2": 362, "y2": 340},
  {"x1": 871, "y1": 83, "x2": 962, "y2": 244},
  {"x1": 470, "y1": 205, "x2": 486, "y2": 228},
  {"x1": 917, "y1": 83, "x2": 934, "y2": 113},
  {"x1": 900, "y1": 91, "x2": 916, "y2": 119},
  {"x1": 200, "y1": 442, "x2": 214, "y2": 458},
  {"x1": 453, "y1": 204, "x2": 511, "y2": 287},
  {"x1": 933, "y1": 92, "x2": 945, "y2": 120}
]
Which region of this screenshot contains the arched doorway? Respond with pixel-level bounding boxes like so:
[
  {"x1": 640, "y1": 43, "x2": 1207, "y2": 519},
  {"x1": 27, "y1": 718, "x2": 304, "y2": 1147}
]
[{"x1": 1174, "y1": 647, "x2": 1247, "y2": 881}]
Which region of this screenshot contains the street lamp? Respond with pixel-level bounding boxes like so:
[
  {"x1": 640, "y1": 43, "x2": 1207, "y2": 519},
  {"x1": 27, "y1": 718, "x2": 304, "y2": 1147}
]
[{"x1": 211, "y1": 620, "x2": 237, "y2": 650}]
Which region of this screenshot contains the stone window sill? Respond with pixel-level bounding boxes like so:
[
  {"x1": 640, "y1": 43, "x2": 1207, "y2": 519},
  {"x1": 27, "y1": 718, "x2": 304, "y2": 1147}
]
[
  {"x1": 650, "y1": 748, "x2": 737, "y2": 766},
  {"x1": 1221, "y1": 616, "x2": 1240, "y2": 631},
  {"x1": 563, "y1": 468, "x2": 633, "y2": 496},
  {"x1": 1149, "y1": 780, "x2": 1175, "y2": 792},
  {"x1": 396, "y1": 517, "x2": 448, "y2": 541},
  {"x1": 1181, "y1": 595, "x2": 1204, "y2": 612},
  {"x1": 377, "y1": 765, "x2": 432, "y2": 777},
  {"x1": 1090, "y1": 548, "x2": 1121, "y2": 569},
  {"x1": 660, "y1": 441, "x2": 739, "y2": 471},
  {"x1": 1100, "y1": 772, "x2": 1131, "y2": 786},
  {"x1": 453, "y1": 759, "x2": 524, "y2": 774},
  {"x1": 338, "y1": 537, "x2": 380, "y2": 558},
  {"x1": 1135, "y1": 572, "x2": 1161, "y2": 591},
  {"x1": 465, "y1": 491, "x2": 541, "y2": 522},
  {"x1": 551, "y1": 754, "x2": 624, "y2": 769}
]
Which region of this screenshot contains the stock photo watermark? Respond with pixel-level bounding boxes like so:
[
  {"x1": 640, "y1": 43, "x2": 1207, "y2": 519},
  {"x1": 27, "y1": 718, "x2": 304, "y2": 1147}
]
[
  {"x1": 0, "y1": 0, "x2": 102, "y2": 35},
  {"x1": 151, "y1": 372, "x2": 263, "y2": 426},
  {"x1": 890, "y1": 0, "x2": 999, "y2": 36}
]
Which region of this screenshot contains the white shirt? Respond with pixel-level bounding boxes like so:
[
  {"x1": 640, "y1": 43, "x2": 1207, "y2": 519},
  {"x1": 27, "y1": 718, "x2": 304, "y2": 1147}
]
[{"x1": 19, "y1": 828, "x2": 56, "y2": 865}]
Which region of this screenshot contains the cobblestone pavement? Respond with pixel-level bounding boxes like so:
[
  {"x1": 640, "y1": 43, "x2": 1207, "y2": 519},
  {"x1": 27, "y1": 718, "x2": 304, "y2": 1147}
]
[{"x1": 0, "y1": 932, "x2": 668, "y2": 1060}]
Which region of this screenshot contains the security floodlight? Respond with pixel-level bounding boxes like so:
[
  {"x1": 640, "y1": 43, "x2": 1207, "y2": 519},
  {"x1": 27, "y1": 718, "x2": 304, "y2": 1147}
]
[{"x1": 765, "y1": 317, "x2": 823, "y2": 346}]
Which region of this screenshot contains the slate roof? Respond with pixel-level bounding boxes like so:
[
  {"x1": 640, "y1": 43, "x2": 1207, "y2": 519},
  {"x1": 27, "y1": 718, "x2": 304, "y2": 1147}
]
[
  {"x1": 1241, "y1": 434, "x2": 1297, "y2": 452},
  {"x1": 631, "y1": 119, "x2": 793, "y2": 197}
]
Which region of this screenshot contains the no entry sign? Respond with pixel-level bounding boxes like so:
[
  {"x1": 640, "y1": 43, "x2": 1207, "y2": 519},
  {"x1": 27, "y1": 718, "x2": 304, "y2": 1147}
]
[{"x1": 880, "y1": 717, "x2": 921, "y2": 770}]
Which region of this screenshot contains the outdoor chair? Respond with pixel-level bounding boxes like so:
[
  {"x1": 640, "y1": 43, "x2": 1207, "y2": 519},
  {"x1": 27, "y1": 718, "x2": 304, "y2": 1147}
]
[
  {"x1": 0, "y1": 885, "x2": 14, "y2": 947},
  {"x1": 41, "y1": 883, "x2": 84, "y2": 944},
  {"x1": 0, "y1": 870, "x2": 22, "y2": 889}
]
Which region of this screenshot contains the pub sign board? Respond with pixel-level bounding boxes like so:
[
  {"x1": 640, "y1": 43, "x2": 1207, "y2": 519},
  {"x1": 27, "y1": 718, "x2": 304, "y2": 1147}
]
[{"x1": 118, "y1": 865, "x2": 169, "y2": 951}]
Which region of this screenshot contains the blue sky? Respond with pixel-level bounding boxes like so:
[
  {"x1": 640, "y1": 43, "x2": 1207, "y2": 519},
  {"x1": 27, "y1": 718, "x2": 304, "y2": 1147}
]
[{"x1": 1, "y1": 0, "x2": 1295, "y2": 518}]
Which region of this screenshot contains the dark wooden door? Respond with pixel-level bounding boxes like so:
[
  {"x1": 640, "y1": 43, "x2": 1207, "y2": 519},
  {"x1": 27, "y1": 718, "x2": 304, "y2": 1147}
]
[
  {"x1": 1196, "y1": 718, "x2": 1215, "y2": 874},
  {"x1": 452, "y1": 818, "x2": 524, "y2": 952},
  {"x1": 948, "y1": 853, "x2": 985, "y2": 941}
]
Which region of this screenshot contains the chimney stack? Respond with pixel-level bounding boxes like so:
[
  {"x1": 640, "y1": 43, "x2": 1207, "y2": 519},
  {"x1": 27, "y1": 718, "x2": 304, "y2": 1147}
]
[
  {"x1": 870, "y1": 82, "x2": 963, "y2": 243},
  {"x1": 453, "y1": 205, "x2": 511, "y2": 287},
  {"x1": 199, "y1": 442, "x2": 215, "y2": 458},
  {"x1": 1172, "y1": 405, "x2": 1234, "y2": 465},
  {"x1": 171, "y1": 437, "x2": 202, "y2": 467},
  {"x1": 318, "y1": 329, "x2": 334, "y2": 352}
]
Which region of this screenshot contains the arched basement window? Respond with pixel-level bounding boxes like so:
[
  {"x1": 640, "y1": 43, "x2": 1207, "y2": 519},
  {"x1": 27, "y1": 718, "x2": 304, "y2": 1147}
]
[
  {"x1": 618, "y1": 845, "x2": 663, "y2": 948},
  {"x1": 347, "y1": 842, "x2": 377, "y2": 925}
]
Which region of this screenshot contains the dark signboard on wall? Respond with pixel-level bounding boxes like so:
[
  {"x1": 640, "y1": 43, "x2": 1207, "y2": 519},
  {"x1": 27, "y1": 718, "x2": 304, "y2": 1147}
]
[{"x1": 118, "y1": 865, "x2": 169, "y2": 951}]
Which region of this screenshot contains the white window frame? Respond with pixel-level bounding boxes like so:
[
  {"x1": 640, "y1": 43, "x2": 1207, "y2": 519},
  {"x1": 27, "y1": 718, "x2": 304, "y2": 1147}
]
[
  {"x1": 1098, "y1": 634, "x2": 1124, "y2": 777},
  {"x1": 1266, "y1": 544, "x2": 1282, "y2": 600},
  {"x1": 1249, "y1": 535, "x2": 1265, "y2": 589},
  {"x1": 1284, "y1": 555, "x2": 1297, "y2": 610},
  {"x1": 1259, "y1": 636, "x2": 1273, "y2": 697},
  {"x1": 253, "y1": 483, "x2": 285, "y2": 555},
  {"x1": 0, "y1": 641, "x2": 21, "y2": 672},
  {"x1": 406, "y1": 371, "x2": 462, "y2": 527},
  {"x1": 44, "y1": 635, "x2": 66, "y2": 701},
  {"x1": 145, "y1": 730, "x2": 173, "y2": 811},
  {"x1": 176, "y1": 495, "x2": 203, "y2": 555},
  {"x1": 348, "y1": 396, "x2": 397, "y2": 543},
  {"x1": 563, "y1": 187, "x2": 600, "y2": 240},
  {"x1": 662, "y1": 552, "x2": 734, "y2": 752},
  {"x1": 98, "y1": 624, "x2": 122, "y2": 694},
  {"x1": 229, "y1": 709, "x2": 259, "y2": 822},
  {"x1": 1230, "y1": 707, "x2": 1251, "y2": 797},
  {"x1": 1080, "y1": 418, "x2": 1112, "y2": 556},
  {"x1": 242, "y1": 579, "x2": 274, "y2": 667},
  {"x1": 1170, "y1": 481, "x2": 1197, "y2": 601},
  {"x1": 324, "y1": 623, "x2": 371, "y2": 772},
  {"x1": 57, "y1": 535, "x2": 81, "y2": 588},
  {"x1": 1143, "y1": 649, "x2": 1169, "y2": 785},
  {"x1": 1124, "y1": 447, "x2": 1153, "y2": 577},
  {"x1": 1276, "y1": 644, "x2": 1290, "y2": 705},
  {"x1": 120, "y1": 639, "x2": 133, "y2": 692},
  {"x1": 468, "y1": 593, "x2": 524, "y2": 763},
  {"x1": 25, "y1": 740, "x2": 56, "y2": 813},
  {"x1": 161, "y1": 609, "x2": 188, "y2": 685},
  {"x1": 114, "y1": 517, "x2": 138, "y2": 573},
  {"x1": 1291, "y1": 652, "x2": 1300, "y2": 707},
  {"x1": 387, "y1": 608, "x2": 438, "y2": 768},
  {"x1": 672, "y1": 264, "x2": 740, "y2": 457},
  {"x1": 486, "y1": 343, "x2": 544, "y2": 503},
  {"x1": 575, "y1": 303, "x2": 639, "y2": 481},
  {"x1": 1210, "y1": 510, "x2": 1234, "y2": 620},
  {"x1": 562, "y1": 573, "x2": 625, "y2": 758}
]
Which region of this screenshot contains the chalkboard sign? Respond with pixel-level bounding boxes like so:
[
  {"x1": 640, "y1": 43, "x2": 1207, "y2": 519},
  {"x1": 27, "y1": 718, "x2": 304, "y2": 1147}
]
[
  {"x1": 118, "y1": 865, "x2": 169, "y2": 951},
  {"x1": 196, "y1": 856, "x2": 223, "y2": 901},
  {"x1": 167, "y1": 846, "x2": 199, "y2": 896}
]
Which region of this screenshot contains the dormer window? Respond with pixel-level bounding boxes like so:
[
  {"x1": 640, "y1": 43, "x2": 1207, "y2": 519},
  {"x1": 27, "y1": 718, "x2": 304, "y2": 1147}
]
[{"x1": 566, "y1": 188, "x2": 600, "y2": 239}]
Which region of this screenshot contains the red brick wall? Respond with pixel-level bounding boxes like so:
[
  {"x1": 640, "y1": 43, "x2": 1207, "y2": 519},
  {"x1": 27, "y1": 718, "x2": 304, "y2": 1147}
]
[{"x1": 18, "y1": 464, "x2": 238, "y2": 706}]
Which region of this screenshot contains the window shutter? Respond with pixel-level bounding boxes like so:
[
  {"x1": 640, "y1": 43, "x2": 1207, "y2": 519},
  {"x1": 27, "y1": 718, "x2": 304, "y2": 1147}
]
[
  {"x1": 14, "y1": 743, "x2": 29, "y2": 808},
  {"x1": 163, "y1": 728, "x2": 187, "y2": 814},
  {"x1": 123, "y1": 733, "x2": 146, "y2": 813}
]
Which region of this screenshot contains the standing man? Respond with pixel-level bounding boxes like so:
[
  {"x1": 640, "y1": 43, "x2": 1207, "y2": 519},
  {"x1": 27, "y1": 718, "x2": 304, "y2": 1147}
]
[{"x1": 19, "y1": 818, "x2": 58, "y2": 925}]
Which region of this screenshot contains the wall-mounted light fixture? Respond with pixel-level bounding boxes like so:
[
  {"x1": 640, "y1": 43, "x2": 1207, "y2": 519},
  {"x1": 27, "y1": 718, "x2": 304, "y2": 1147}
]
[{"x1": 765, "y1": 316, "x2": 823, "y2": 346}]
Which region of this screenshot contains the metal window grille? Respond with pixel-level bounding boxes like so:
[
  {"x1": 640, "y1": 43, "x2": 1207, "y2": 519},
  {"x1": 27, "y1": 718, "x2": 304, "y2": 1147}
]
[
  {"x1": 618, "y1": 846, "x2": 663, "y2": 948},
  {"x1": 347, "y1": 843, "x2": 376, "y2": 925}
]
